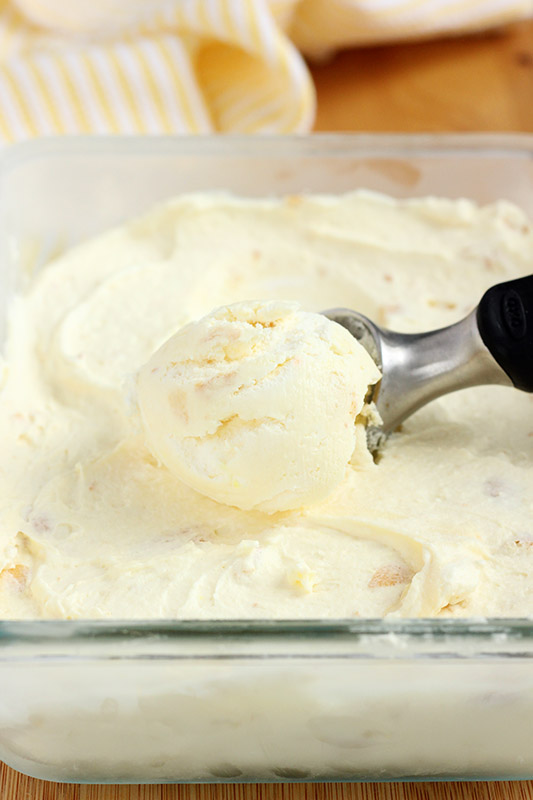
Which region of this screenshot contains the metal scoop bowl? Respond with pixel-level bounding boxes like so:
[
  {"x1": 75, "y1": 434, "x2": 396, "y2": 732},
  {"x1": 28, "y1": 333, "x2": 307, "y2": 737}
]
[{"x1": 324, "y1": 275, "x2": 533, "y2": 456}]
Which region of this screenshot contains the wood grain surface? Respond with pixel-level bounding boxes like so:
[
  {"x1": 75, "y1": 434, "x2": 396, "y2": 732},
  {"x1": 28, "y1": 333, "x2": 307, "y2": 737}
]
[
  {"x1": 2, "y1": 778, "x2": 533, "y2": 800},
  {"x1": 2, "y1": 17, "x2": 533, "y2": 800},
  {"x1": 312, "y1": 20, "x2": 533, "y2": 132}
]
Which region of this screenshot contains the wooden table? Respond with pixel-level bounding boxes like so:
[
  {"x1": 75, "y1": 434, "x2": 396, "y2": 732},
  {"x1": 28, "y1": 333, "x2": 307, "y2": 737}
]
[
  {"x1": 2, "y1": 17, "x2": 533, "y2": 800},
  {"x1": 1, "y1": 780, "x2": 532, "y2": 800},
  {"x1": 0, "y1": 780, "x2": 531, "y2": 800},
  {"x1": 312, "y1": 19, "x2": 533, "y2": 132}
]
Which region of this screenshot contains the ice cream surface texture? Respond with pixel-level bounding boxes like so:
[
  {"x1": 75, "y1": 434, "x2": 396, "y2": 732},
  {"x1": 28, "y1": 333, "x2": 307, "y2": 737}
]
[
  {"x1": 137, "y1": 301, "x2": 380, "y2": 513},
  {"x1": 0, "y1": 190, "x2": 533, "y2": 619}
]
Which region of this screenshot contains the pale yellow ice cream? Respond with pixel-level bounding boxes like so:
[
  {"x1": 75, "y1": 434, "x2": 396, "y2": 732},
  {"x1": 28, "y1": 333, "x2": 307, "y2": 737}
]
[
  {"x1": 137, "y1": 300, "x2": 380, "y2": 513},
  {"x1": 0, "y1": 190, "x2": 532, "y2": 620}
]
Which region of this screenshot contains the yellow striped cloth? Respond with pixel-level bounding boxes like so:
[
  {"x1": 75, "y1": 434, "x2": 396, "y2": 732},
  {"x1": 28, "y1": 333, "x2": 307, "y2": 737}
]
[{"x1": 0, "y1": 0, "x2": 531, "y2": 139}]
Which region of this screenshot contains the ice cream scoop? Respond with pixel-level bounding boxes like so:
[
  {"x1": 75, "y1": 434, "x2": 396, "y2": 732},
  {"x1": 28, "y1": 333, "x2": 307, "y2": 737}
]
[
  {"x1": 325, "y1": 274, "x2": 533, "y2": 454},
  {"x1": 137, "y1": 300, "x2": 381, "y2": 513}
]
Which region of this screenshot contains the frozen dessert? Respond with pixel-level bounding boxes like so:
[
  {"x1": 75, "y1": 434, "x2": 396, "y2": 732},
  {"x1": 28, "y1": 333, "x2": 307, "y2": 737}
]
[
  {"x1": 0, "y1": 190, "x2": 532, "y2": 620},
  {"x1": 137, "y1": 300, "x2": 380, "y2": 513}
]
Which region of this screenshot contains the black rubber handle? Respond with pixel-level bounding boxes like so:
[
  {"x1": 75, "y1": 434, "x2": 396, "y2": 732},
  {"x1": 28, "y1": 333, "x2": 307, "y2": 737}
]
[{"x1": 477, "y1": 274, "x2": 533, "y2": 392}]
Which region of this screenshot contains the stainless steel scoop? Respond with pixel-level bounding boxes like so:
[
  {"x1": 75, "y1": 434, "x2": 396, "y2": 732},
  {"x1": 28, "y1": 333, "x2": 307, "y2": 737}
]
[{"x1": 324, "y1": 275, "x2": 533, "y2": 455}]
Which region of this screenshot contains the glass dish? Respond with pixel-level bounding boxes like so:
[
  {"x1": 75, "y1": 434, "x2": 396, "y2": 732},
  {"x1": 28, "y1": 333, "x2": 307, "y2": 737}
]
[{"x1": 1, "y1": 133, "x2": 533, "y2": 784}]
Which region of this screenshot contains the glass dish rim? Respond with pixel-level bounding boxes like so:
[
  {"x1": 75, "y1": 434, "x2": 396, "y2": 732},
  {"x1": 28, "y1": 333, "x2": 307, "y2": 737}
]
[
  {"x1": 2, "y1": 130, "x2": 533, "y2": 166},
  {"x1": 2, "y1": 131, "x2": 533, "y2": 646},
  {"x1": 2, "y1": 617, "x2": 533, "y2": 645}
]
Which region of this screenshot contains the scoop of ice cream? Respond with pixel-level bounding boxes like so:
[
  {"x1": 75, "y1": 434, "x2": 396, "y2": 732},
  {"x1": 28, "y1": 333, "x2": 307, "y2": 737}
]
[{"x1": 137, "y1": 300, "x2": 381, "y2": 513}]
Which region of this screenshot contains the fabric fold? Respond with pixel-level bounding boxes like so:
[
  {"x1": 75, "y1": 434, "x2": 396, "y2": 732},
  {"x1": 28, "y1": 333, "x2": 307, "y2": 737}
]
[{"x1": 0, "y1": 0, "x2": 529, "y2": 138}]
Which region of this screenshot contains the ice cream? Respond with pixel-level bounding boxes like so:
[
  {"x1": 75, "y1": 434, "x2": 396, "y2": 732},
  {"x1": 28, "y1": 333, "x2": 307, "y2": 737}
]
[
  {"x1": 137, "y1": 300, "x2": 380, "y2": 513},
  {"x1": 0, "y1": 190, "x2": 532, "y2": 620}
]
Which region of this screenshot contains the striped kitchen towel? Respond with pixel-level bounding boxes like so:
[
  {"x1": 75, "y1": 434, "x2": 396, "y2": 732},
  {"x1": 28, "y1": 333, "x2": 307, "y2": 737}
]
[{"x1": 0, "y1": 0, "x2": 531, "y2": 139}]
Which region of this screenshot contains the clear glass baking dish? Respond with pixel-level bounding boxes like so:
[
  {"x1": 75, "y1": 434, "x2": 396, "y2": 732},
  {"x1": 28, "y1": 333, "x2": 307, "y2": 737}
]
[{"x1": 1, "y1": 134, "x2": 533, "y2": 784}]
